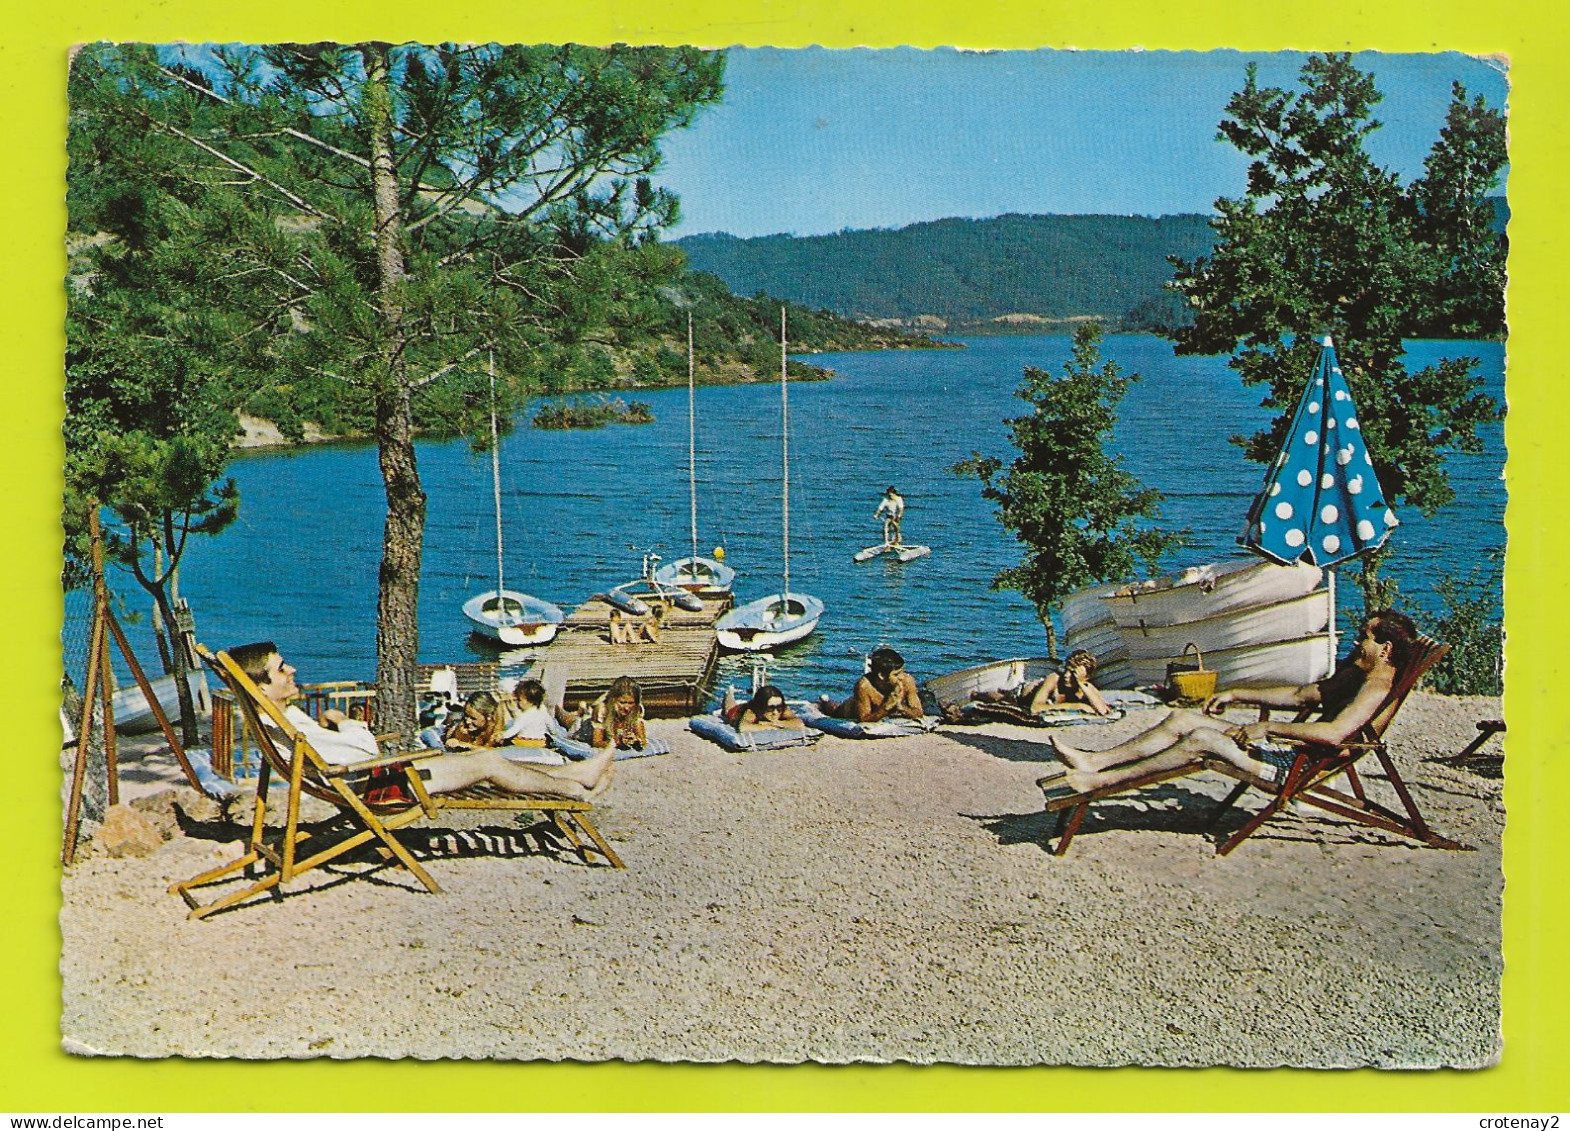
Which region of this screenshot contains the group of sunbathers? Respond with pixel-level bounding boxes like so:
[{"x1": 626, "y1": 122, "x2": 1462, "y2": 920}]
[
  {"x1": 227, "y1": 605, "x2": 1417, "y2": 808},
  {"x1": 230, "y1": 642, "x2": 649, "y2": 803}
]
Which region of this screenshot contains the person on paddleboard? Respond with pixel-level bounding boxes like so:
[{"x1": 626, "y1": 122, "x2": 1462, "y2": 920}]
[{"x1": 874, "y1": 486, "x2": 905, "y2": 546}]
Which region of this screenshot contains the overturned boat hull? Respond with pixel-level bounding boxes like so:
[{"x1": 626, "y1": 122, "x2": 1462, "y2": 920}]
[
  {"x1": 1126, "y1": 633, "x2": 1335, "y2": 690},
  {"x1": 1061, "y1": 559, "x2": 1335, "y2": 691},
  {"x1": 1118, "y1": 589, "x2": 1332, "y2": 661},
  {"x1": 1103, "y1": 558, "x2": 1323, "y2": 631},
  {"x1": 924, "y1": 657, "x2": 1056, "y2": 708},
  {"x1": 112, "y1": 668, "x2": 211, "y2": 734}
]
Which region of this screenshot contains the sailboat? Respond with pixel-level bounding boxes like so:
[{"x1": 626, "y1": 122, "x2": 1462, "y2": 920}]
[
  {"x1": 715, "y1": 309, "x2": 825, "y2": 652},
  {"x1": 462, "y1": 353, "x2": 565, "y2": 647},
  {"x1": 655, "y1": 314, "x2": 737, "y2": 597}
]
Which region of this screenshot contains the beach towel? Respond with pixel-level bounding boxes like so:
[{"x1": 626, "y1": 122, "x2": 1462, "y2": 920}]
[
  {"x1": 946, "y1": 688, "x2": 1161, "y2": 728},
  {"x1": 795, "y1": 700, "x2": 940, "y2": 738},
  {"x1": 688, "y1": 710, "x2": 820, "y2": 752},
  {"x1": 548, "y1": 718, "x2": 670, "y2": 761}
]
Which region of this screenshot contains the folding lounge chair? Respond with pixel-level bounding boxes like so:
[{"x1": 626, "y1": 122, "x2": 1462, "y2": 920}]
[
  {"x1": 1040, "y1": 635, "x2": 1466, "y2": 856},
  {"x1": 171, "y1": 647, "x2": 620, "y2": 921},
  {"x1": 1203, "y1": 634, "x2": 1469, "y2": 855}
]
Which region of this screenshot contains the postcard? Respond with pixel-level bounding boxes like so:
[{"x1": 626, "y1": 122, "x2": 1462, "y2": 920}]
[{"x1": 57, "y1": 41, "x2": 1508, "y2": 1072}]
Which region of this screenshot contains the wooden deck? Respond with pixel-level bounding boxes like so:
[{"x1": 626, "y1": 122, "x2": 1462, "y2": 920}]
[{"x1": 527, "y1": 592, "x2": 733, "y2": 718}]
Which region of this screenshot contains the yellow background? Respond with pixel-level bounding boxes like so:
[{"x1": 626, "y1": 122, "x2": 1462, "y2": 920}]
[{"x1": 4, "y1": 0, "x2": 1564, "y2": 1112}]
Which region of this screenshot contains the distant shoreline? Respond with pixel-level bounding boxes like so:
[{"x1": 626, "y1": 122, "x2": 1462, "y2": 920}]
[{"x1": 229, "y1": 350, "x2": 901, "y2": 451}]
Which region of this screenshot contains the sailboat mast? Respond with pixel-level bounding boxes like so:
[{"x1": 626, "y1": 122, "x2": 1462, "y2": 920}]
[
  {"x1": 688, "y1": 313, "x2": 699, "y2": 568},
  {"x1": 490, "y1": 351, "x2": 505, "y2": 600},
  {"x1": 780, "y1": 306, "x2": 791, "y2": 601}
]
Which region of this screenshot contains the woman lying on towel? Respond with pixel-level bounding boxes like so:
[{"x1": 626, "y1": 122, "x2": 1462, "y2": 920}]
[
  {"x1": 723, "y1": 684, "x2": 806, "y2": 733},
  {"x1": 945, "y1": 650, "x2": 1111, "y2": 723}
]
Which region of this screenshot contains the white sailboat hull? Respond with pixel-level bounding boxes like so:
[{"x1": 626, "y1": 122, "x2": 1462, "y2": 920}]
[
  {"x1": 113, "y1": 668, "x2": 211, "y2": 734},
  {"x1": 464, "y1": 589, "x2": 564, "y2": 647},
  {"x1": 715, "y1": 592, "x2": 824, "y2": 652},
  {"x1": 1061, "y1": 559, "x2": 1336, "y2": 691},
  {"x1": 654, "y1": 556, "x2": 736, "y2": 595},
  {"x1": 1102, "y1": 558, "x2": 1323, "y2": 630}
]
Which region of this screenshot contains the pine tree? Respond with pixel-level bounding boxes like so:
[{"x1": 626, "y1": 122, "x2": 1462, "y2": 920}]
[
  {"x1": 1168, "y1": 53, "x2": 1505, "y2": 604},
  {"x1": 68, "y1": 43, "x2": 724, "y2": 729}
]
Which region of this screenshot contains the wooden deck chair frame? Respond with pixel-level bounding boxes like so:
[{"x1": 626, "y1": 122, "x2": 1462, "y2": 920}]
[
  {"x1": 1040, "y1": 634, "x2": 1467, "y2": 856},
  {"x1": 173, "y1": 648, "x2": 621, "y2": 921},
  {"x1": 1202, "y1": 634, "x2": 1469, "y2": 855},
  {"x1": 171, "y1": 646, "x2": 447, "y2": 920}
]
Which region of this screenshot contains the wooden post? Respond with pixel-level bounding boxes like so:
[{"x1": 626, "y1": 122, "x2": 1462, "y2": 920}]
[
  {"x1": 63, "y1": 509, "x2": 209, "y2": 865},
  {"x1": 61, "y1": 589, "x2": 106, "y2": 865}
]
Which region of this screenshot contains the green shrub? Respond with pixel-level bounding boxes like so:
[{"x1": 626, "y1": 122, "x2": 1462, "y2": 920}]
[{"x1": 1427, "y1": 570, "x2": 1503, "y2": 696}]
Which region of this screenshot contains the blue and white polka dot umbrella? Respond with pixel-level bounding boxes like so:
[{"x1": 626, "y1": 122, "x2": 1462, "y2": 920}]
[{"x1": 1240, "y1": 337, "x2": 1399, "y2": 567}]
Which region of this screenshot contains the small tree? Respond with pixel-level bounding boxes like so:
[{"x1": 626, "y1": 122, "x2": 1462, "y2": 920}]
[
  {"x1": 953, "y1": 322, "x2": 1186, "y2": 654},
  {"x1": 1168, "y1": 54, "x2": 1505, "y2": 606}
]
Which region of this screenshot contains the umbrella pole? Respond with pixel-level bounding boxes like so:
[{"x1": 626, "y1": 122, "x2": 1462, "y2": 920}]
[{"x1": 1327, "y1": 568, "x2": 1339, "y2": 676}]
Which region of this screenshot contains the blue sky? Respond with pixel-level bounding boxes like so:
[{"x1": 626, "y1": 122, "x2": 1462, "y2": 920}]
[{"x1": 654, "y1": 48, "x2": 1509, "y2": 239}]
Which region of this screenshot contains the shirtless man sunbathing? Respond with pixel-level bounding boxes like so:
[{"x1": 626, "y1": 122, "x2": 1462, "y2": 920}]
[
  {"x1": 230, "y1": 641, "x2": 615, "y2": 801},
  {"x1": 820, "y1": 646, "x2": 925, "y2": 722},
  {"x1": 1044, "y1": 611, "x2": 1414, "y2": 794}
]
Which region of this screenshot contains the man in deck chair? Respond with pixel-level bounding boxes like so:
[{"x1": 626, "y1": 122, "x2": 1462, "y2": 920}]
[
  {"x1": 1046, "y1": 611, "x2": 1415, "y2": 793},
  {"x1": 231, "y1": 642, "x2": 616, "y2": 801}
]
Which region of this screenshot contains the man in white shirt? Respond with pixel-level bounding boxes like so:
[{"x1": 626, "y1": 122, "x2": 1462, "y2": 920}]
[
  {"x1": 874, "y1": 486, "x2": 905, "y2": 546},
  {"x1": 229, "y1": 642, "x2": 614, "y2": 800}
]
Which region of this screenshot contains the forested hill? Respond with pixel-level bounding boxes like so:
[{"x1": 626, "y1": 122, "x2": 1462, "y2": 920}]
[{"x1": 674, "y1": 213, "x2": 1219, "y2": 333}]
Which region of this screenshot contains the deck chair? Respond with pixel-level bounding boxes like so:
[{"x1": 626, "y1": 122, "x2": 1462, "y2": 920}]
[
  {"x1": 170, "y1": 646, "x2": 448, "y2": 919},
  {"x1": 172, "y1": 648, "x2": 620, "y2": 921},
  {"x1": 1040, "y1": 635, "x2": 1466, "y2": 856},
  {"x1": 1202, "y1": 634, "x2": 1468, "y2": 855}
]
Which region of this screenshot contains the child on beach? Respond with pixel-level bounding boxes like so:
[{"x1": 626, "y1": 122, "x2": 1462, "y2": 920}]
[
  {"x1": 587, "y1": 675, "x2": 648, "y2": 751},
  {"x1": 498, "y1": 678, "x2": 568, "y2": 765},
  {"x1": 636, "y1": 603, "x2": 666, "y2": 644},
  {"x1": 426, "y1": 689, "x2": 504, "y2": 751}
]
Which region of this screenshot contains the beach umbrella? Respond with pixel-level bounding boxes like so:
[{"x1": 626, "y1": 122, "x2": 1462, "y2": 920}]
[{"x1": 1239, "y1": 336, "x2": 1399, "y2": 661}]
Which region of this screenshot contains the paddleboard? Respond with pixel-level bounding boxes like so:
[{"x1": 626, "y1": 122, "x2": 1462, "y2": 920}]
[{"x1": 854, "y1": 542, "x2": 931, "y2": 563}]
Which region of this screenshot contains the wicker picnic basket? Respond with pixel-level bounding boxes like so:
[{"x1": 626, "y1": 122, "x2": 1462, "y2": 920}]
[{"x1": 1166, "y1": 642, "x2": 1217, "y2": 700}]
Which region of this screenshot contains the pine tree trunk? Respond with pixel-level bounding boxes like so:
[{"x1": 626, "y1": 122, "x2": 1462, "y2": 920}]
[
  {"x1": 143, "y1": 579, "x2": 200, "y2": 748},
  {"x1": 364, "y1": 43, "x2": 423, "y2": 736}
]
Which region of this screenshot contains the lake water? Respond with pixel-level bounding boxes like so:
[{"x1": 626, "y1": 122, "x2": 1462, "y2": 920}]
[{"x1": 74, "y1": 335, "x2": 1505, "y2": 702}]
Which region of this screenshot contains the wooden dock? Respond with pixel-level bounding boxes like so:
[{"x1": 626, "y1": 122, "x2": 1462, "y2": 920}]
[{"x1": 524, "y1": 592, "x2": 734, "y2": 718}]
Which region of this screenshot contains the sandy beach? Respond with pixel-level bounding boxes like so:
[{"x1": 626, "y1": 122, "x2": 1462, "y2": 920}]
[{"x1": 59, "y1": 692, "x2": 1503, "y2": 1067}]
